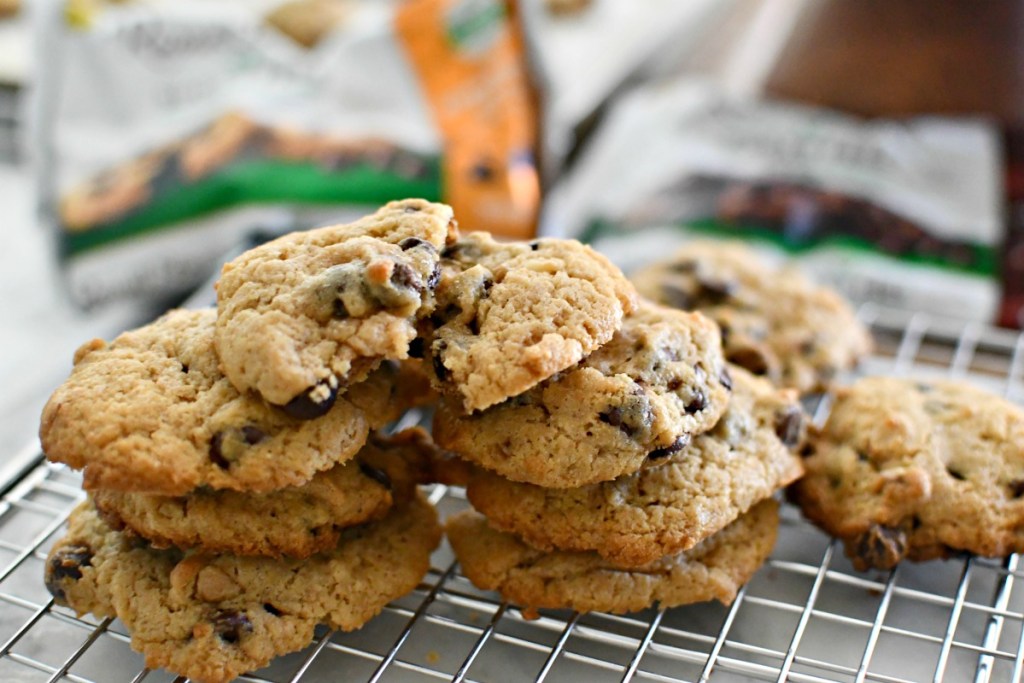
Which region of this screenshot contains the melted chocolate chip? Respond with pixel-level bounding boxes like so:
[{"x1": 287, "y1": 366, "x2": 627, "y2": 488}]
[
  {"x1": 45, "y1": 545, "x2": 93, "y2": 601},
  {"x1": 660, "y1": 284, "x2": 693, "y2": 310},
  {"x1": 852, "y1": 524, "x2": 907, "y2": 571},
  {"x1": 209, "y1": 432, "x2": 230, "y2": 470},
  {"x1": 358, "y1": 461, "x2": 393, "y2": 490},
  {"x1": 213, "y1": 611, "x2": 253, "y2": 644},
  {"x1": 947, "y1": 467, "x2": 966, "y2": 481},
  {"x1": 728, "y1": 347, "x2": 770, "y2": 376},
  {"x1": 279, "y1": 378, "x2": 339, "y2": 420},
  {"x1": 263, "y1": 603, "x2": 283, "y2": 616},
  {"x1": 667, "y1": 377, "x2": 684, "y2": 391},
  {"x1": 399, "y1": 237, "x2": 429, "y2": 250},
  {"x1": 408, "y1": 337, "x2": 425, "y2": 359},
  {"x1": 598, "y1": 391, "x2": 653, "y2": 438},
  {"x1": 241, "y1": 426, "x2": 266, "y2": 445},
  {"x1": 719, "y1": 366, "x2": 733, "y2": 390},
  {"x1": 1009, "y1": 480, "x2": 1024, "y2": 498},
  {"x1": 390, "y1": 263, "x2": 422, "y2": 292},
  {"x1": 427, "y1": 263, "x2": 441, "y2": 289},
  {"x1": 774, "y1": 407, "x2": 804, "y2": 448},
  {"x1": 685, "y1": 391, "x2": 706, "y2": 414},
  {"x1": 648, "y1": 434, "x2": 691, "y2": 460}
]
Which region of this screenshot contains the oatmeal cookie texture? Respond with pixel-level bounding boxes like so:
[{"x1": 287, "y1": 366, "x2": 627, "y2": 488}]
[
  {"x1": 466, "y1": 366, "x2": 804, "y2": 565},
  {"x1": 91, "y1": 428, "x2": 436, "y2": 558},
  {"x1": 791, "y1": 377, "x2": 1024, "y2": 570},
  {"x1": 39, "y1": 308, "x2": 400, "y2": 496},
  {"x1": 631, "y1": 240, "x2": 871, "y2": 393},
  {"x1": 46, "y1": 494, "x2": 440, "y2": 683},
  {"x1": 427, "y1": 231, "x2": 638, "y2": 412},
  {"x1": 447, "y1": 500, "x2": 779, "y2": 617},
  {"x1": 215, "y1": 199, "x2": 457, "y2": 412},
  {"x1": 433, "y1": 304, "x2": 731, "y2": 488}
]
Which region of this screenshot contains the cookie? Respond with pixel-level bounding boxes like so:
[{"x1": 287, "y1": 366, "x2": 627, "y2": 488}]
[
  {"x1": 40, "y1": 308, "x2": 404, "y2": 496},
  {"x1": 433, "y1": 303, "x2": 730, "y2": 488},
  {"x1": 791, "y1": 377, "x2": 1024, "y2": 571},
  {"x1": 447, "y1": 499, "x2": 778, "y2": 617},
  {"x1": 427, "y1": 232, "x2": 638, "y2": 412},
  {"x1": 91, "y1": 428, "x2": 436, "y2": 558},
  {"x1": 46, "y1": 493, "x2": 440, "y2": 683},
  {"x1": 466, "y1": 366, "x2": 804, "y2": 565},
  {"x1": 631, "y1": 240, "x2": 871, "y2": 393},
  {"x1": 215, "y1": 199, "x2": 457, "y2": 411}
]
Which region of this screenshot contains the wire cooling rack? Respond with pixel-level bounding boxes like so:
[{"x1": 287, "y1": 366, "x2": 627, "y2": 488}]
[{"x1": 2, "y1": 303, "x2": 1024, "y2": 683}]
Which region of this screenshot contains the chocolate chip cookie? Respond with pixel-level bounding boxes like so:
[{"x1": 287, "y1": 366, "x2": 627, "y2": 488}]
[
  {"x1": 447, "y1": 499, "x2": 778, "y2": 617},
  {"x1": 791, "y1": 377, "x2": 1024, "y2": 571},
  {"x1": 433, "y1": 303, "x2": 730, "y2": 488},
  {"x1": 46, "y1": 493, "x2": 440, "y2": 683},
  {"x1": 215, "y1": 199, "x2": 457, "y2": 411},
  {"x1": 466, "y1": 366, "x2": 803, "y2": 564},
  {"x1": 91, "y1": 428, "x2": 437, "y2": 558},
  {"x1": 631, "y1": 240, "x2": 871, "y2": 393},
  {"x1": 427, "y1": 232, "x2": 638, "y2": 412},
  {"x1": 40, "y1": 308, "x2": 402, "y2": 496}
]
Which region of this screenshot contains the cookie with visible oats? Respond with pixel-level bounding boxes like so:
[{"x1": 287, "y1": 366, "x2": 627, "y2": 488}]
[
  {"x1": 791, "y1": 376, "x2": 1024, "y2": 571},
  {"x1": 92, "y1": 429, "x2": 437, "y2": 558},
  {"x1": 215, "y1": 199, "x2": 456, "y2": 413},
  {"x1": 631, "y1": 240, "x2": 871, "y2": 393},
  {"x1": 447, "y1": 499, "x2": 778, "y2": 617},
  {"x1": 466, "y1": 366, "x2": 804, "y2": 565},
  {"x1": 433, "y1": 303, "x2": 729, "y2": 488},
  {"x1": 40, "y1": 308, "x2": 408, "y2": 496},
  {"x1": 427, "y1": 231, "x2": 638, "y2": 413},
  {"x1": 45, "y1": 493, "x2": 440, "y2": 683}
]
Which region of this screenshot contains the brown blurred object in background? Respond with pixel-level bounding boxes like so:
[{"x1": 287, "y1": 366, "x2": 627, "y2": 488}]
[{"x1": 764, "y1": 0, "x2": 1024, "y2": 327}]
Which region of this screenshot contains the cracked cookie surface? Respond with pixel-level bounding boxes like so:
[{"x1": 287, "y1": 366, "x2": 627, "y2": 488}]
[
  {"x1": 45, "y1": 494, "x2": 440, "y2": 683},
  {"x1": 427, "y1": 232, "x2": 638, "y2": 412},
  {"x1": 631, "y1": 240, "x2": 871, "y2": 393},
  {"x1": 40, "y1": 308, "x2": 405, "y2": 496},
  {"x1": 215, "y1": 199, "x2": 456, "y2": 410},
  {"x1": 447, "y1": 499, "x2": 778, "y2": 617},
  {"x1": 791, "y1": 376, "x2": 1024, "y2": 570},
  {"x1": 433, "y1": 303, "x2": 729, "y2": 488},
  {"x1": 92, "y1": 429, "x2": 436, "y2": 558},
  {"x1": 466, "y1": 367, "x2": 803, "y2": 564}
]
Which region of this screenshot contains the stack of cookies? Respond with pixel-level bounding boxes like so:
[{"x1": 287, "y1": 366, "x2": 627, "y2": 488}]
[
  {"x1": 425, "y1": 232, "x2": 807, "y2": 616},
  {"x1": 40, "y1": 199, "x2": 461, "y2": 683}
]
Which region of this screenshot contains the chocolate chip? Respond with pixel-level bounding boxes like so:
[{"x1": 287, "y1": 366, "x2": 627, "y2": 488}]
[
  {"x1": 667, "y1": 377, "x2": 683, "y2": 391},
  {"x1": 240, "y1": 426, "x2": 266, "y2": 445},
  {"x1": 333, "y1": 298, "x2": 350, "y2": 319},
  {"x1": 181, "y1": 363, "x2": 189, "y2": 374},
  {"x1": 660, "y1": 283, "x2": 693, "y2": 310},
  {"x1": 263, "y1": 603, "x2": 283, "y2": 616},
  {"x1": 213, "y1": 611, "x2": 253, "y2": 644},
  {"x1": 648, "y1": 434, "x2": 691, "y2": 460},
  {"x1": 1009, "y1": 480, "x2": 1024, "y2": 498},
  {"x1": 947, "y1": 467, "x2": 966, "y2": 481},
  {"x1": 774, "y1": 407, "x2": 804, "y2": 448},
  {"x1": 697, "y1": 277, "x2": 736, "y2": 303},
  {"x1": 719, "y1": 366, "x2": 733, "y2": 390},
  {"x1": 279, "y1": 378, "x2": 339, "y2": 420},
  {"x1": 528, "y1": 240, "x2": 541, "y2": 251},
  {"x1": 728, "y1": 347, "x2": 770, "y2": 376},
  {"x1": 408, "y1": 337, "x2": 425, "y2": 359},
  {"x1": 45, "y1": 545, "x2": 92, "y2": 601},
  {"x1": 685, "y1": 391, "x2": 706, "y2": 414},
  {"x1": 852, "y1": 524, "x2": 907, "y2": 571},
  {"x1": 399, "y1": 237, "x2": 429, "y2": 250},
  {"x1": 599, "y1": 406, "x2": 625, "y2": 429},
  {"x1": 390, "y1": 263, "x2": 422, "y2": 292},
  {"x1": 432, "y1": 341, "x2": 449, "y2": 381},
  {"x1": 209, "y1": 432, "x2": 230, "y2": 469},
  {"x1": 358, "y1": 461, "x2": 392, "y2": 489},
  {"x1": 598, "y1": 391, "x2": 653, "y2": 438},
  {"x1": 427, "y1": 263, "x2": 441, "y2": 289}
]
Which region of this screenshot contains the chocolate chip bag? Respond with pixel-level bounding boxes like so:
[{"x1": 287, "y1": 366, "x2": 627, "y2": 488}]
[
  {"x1": 544, "y1": 82, "x2": 1009, "y2": 326},
  {"x1": 37, "y1": 0, "x2": 539, "y2": 308}
]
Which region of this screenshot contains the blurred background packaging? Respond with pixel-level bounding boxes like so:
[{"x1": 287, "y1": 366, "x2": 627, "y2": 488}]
[{"x1": 2, "y1": 0, "x2": 1022, "y2": 452}]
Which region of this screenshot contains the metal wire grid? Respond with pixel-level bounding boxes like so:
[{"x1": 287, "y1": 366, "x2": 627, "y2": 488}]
[{"x1": 2, "y1": 305, "x2": 1024, "y2": 683}]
